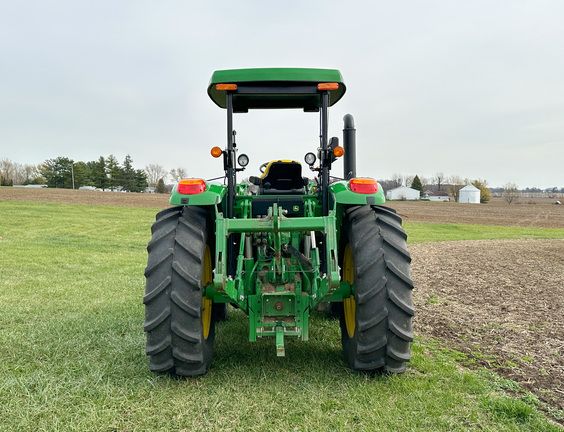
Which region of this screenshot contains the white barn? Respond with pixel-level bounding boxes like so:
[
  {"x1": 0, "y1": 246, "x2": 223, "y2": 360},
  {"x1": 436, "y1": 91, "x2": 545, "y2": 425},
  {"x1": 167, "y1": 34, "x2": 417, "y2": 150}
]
[
  {"x1": 386, "y1": 186, "x2": 420, "y2": 201},
  {"x1": 459, "y1": 184, "x2": 480, "y2": 203}
]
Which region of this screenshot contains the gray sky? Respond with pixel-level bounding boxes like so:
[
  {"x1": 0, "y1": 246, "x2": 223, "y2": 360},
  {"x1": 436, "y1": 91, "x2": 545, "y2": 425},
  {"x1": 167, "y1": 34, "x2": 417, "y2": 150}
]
[{"x1": 1, "y1": 1, "x2": 563, "y2": 188}]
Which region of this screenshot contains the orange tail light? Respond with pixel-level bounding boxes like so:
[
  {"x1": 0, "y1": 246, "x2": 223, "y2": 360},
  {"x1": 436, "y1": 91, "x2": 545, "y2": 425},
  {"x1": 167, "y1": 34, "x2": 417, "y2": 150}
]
[{"x1": 349, "y1": 178, "x2": 378, "y2": 194}]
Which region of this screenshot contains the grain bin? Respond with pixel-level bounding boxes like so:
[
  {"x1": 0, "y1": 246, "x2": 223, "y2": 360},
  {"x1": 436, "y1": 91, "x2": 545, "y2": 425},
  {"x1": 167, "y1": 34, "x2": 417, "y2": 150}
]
[{"x1": 459, "y1": 184, "x2": 480, "y2": 203}]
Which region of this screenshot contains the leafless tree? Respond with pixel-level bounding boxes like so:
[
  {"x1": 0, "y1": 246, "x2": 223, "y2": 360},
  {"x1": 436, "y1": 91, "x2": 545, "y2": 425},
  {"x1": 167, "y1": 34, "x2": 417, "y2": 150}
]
[
  {"x1": 0, "y1": 158, "x2": 15, "y2": 183},
  {"x1": 12, "y1": 162, "x2": 25, "y2": 184},
  {"x1": 446, "y1": 175, "x2": 469, "y2": 202},
  {"x1": 434, "y1": 172, "x2": 446, "y2": 191},
  {"x1": 418, "y1": 176, "x2": 430, "y2": 186},
  {"x1": 419, "y1": 176, "x2": 432, "y2": 192},
  {"x1": 23, "y1": 164, "x2": 42, "y2": 183},
  {"x1": 1, "y1": 158, "x2": 44, "y2": 184},
  {"x1": 503, "y1": 182, "x2": 520, "y2": 204},
  {"x1": 391, "y1": 172, "x2": 404, "y2": 188},
  {"x1": 377, "y1": 179, "x2": 396, "y2": 193},
  {"x1": 169, "y1": 167, "x2": 188, "y2": 182},
  {"x1": 145, "y1": 164, "x2": 168, "y2": 188}
]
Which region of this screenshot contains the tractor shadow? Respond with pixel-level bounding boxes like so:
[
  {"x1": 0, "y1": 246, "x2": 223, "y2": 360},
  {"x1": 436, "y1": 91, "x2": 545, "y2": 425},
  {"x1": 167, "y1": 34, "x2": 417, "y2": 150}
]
[{"x1": 210, "y1": 308, "x2": 361, "y2": 378}]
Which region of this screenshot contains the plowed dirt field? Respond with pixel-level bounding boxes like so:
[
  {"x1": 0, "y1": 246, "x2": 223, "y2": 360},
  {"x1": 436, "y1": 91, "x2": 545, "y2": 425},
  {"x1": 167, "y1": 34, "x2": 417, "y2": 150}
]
[{"x1": 2, "y1": 188, "x2": 563, "y2": 417}]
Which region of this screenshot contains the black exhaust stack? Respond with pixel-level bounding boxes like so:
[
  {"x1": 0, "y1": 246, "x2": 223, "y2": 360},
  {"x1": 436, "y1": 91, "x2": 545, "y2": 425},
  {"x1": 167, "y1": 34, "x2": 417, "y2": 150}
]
[{"x1": 343, "y1": 114, "x2": 356, "y2": 179}]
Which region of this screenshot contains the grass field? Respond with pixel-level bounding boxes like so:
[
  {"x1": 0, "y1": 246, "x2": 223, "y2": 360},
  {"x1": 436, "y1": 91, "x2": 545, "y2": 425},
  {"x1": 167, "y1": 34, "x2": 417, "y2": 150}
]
[
  {"x1": 405, "y1": 221, "x2": 564, "y2": 244},
  {"x1": 0, "y1": 200, "x2": 562, "y2": 431}
]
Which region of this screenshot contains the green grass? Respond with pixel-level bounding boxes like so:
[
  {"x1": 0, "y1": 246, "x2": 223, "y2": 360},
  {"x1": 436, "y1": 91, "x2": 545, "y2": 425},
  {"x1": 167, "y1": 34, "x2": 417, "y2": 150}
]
[
  {"x1": 405, "y1": 222, "x2": 564, "y2": 244},
  {"x1": 0, "y1": 201, "x2": 561, "y2": 431}
]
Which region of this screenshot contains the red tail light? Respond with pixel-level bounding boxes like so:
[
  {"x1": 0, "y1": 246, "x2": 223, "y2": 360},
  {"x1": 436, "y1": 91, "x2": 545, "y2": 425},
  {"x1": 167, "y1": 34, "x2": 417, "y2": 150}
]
[
  {"x1": 349, "y1": 178, "x2": 378, "y2": 194},
  {"x1": 177, "y1": 179, "x2": 206, "y2": 195}
]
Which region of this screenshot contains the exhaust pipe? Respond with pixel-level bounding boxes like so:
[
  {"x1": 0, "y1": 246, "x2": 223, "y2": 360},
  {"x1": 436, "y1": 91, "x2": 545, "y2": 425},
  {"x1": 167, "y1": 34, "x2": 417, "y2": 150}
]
[{"x1": 343, "y1": 114, "x2": 356, "y2": 179}]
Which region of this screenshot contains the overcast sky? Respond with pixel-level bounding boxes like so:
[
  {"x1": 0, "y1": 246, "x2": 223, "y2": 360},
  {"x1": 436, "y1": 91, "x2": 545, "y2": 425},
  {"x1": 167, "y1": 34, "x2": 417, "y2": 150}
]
[{"x1": 1, "y1": 1, "x2": 563, "y2": 188}]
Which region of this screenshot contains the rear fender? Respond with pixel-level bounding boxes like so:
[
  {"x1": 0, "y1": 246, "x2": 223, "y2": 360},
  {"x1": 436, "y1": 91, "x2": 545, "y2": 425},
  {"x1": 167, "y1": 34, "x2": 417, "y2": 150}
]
[
  {"x1": 170, "y1": 181, "x2": 227, "y2": 206},
  {"x1": 330, "y1": 180, "x2": 385, "y2": 206}
]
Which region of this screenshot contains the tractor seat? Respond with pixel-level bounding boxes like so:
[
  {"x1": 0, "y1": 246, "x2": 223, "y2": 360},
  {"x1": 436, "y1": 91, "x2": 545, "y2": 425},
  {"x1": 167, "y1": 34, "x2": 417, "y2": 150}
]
[{"x1": 258, "y1": 160, "x2": 307, "y2": 195}]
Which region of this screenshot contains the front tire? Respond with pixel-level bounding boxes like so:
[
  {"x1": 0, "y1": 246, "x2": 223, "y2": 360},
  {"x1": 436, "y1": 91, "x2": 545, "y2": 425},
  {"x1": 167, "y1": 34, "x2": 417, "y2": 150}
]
[
  {"x1": 340, "y1": 205, "x2": 414, "y2": 373},
  {"x1": 143, "y1": 206, "x2": 215, "y2": 376}
]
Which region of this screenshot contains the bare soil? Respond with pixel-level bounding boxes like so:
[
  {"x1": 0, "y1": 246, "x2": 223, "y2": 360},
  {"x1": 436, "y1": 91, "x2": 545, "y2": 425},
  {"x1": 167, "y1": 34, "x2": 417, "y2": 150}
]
[
  {"x1": 391, "y1": 197, "x2": 564, "y2": 416},
  {"x1": 411, "y1": 239, "x2": 564, "y2": 415},
  {"x1": 2, "y1": 188, "x2": 563, "y2": 416},
  {"x1": 392, "y1": 197, "x2": 564, "y2": 229}
]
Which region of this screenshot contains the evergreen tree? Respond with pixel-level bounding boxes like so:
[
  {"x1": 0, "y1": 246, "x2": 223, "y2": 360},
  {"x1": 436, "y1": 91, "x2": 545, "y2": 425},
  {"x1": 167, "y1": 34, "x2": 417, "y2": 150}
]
[
  {"x1": 135, "y1": 169, "x2": 148, "y2": 192},
  {"x1": 121, "y1": 154, "x2": 137, "y2": 192},
  {"x1": 40, "y1": 157, "x2": 74, "y2": 188},
  {"x1": 411, "y1": 175, "x2": 424, "y2": 197},
  {"x1": 33, "y1": 154, "x2": 152, "y2": 191},
  {"x1": 156, "y1": 178, "x2": 167, "y2": 194},
  {"x1": 91, "y1": 156, "x2": 108, "y2": 190},
  {"x1": 71, "y1": 161, "x2": 90, "y2": 188},
  {"x1": 85, "y1": 160, "x2": 99, "y2": 187},
  {"x1": 106, "y1": 154, "x2": 121, "y2": 191}
]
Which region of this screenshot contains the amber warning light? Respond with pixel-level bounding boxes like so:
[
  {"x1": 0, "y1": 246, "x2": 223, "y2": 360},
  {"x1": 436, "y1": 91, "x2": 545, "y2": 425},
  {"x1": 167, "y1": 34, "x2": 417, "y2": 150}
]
[
  {"x1": 210, "y1": 146, "x2": 223, "y2": 158},
  {"x1": 333, "y1": 146, "x2": 345, "y2": 158},
  {"x1": 318, "y1": 83, "x2": 339, "y2": 90},
  {"x1": 177, "y1": 179, "x2": 206, "y2": 195},
  {"x1": 349, "y1": 178, "x2": 378, "y2": 194},
  {"x1": 216, "y1": 83, "x2": 238, "y2": 91}
]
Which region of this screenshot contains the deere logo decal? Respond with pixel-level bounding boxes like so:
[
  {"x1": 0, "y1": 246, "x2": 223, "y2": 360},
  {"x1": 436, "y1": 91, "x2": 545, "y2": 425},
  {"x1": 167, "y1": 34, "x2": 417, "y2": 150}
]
[{"x1": 293, "y1": 205, "x2": 299, "y2": 212}]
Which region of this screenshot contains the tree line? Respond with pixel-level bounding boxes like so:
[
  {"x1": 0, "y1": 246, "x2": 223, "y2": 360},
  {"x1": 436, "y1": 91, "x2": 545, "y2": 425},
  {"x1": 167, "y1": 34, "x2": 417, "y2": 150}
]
[
  {"x1": 2, "y1": 157, "x2": 560, "y2": 202},
  {"x1": 39, "y1": 155, "x2": 149, "y2": 192},
  {"x1": 0, "y1": 159, "x2": 43, "y2": 186},
  {"x1": 1, "y1": 157, "x2": 190, "y2": 193}
]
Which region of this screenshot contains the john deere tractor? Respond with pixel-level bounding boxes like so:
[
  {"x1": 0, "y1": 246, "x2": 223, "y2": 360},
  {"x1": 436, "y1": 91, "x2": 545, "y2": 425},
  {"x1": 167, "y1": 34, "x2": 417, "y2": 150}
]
[{"x1": 143, "y1": 68, "x2": 414, "y2": 376}]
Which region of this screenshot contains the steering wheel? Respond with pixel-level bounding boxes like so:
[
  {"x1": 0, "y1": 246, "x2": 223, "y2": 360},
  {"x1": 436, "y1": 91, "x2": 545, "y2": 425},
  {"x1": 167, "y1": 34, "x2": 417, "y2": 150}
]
[{"x1": 259, "y1": 162, "x2": 269, "y2": 173}]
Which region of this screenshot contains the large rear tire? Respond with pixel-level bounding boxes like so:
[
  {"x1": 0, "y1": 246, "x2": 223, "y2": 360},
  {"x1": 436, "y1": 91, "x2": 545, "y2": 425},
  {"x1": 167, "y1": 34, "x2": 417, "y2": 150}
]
[
  {"x1": 339, "y1": 205, "x2": 414, "y2": 373},
  {"x1": 143, "y1": 206, "x2": 215, "y2": 376}
]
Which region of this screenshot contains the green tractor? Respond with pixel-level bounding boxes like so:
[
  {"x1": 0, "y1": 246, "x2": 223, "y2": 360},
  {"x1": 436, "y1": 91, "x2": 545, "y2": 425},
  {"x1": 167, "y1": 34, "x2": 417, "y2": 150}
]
[{"x1": 143, "y1": 68, "x2": 414, "y2": 376}]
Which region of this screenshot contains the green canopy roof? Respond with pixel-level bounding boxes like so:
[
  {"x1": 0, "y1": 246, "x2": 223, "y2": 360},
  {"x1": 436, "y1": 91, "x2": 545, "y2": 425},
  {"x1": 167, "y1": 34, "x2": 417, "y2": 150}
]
[{"x1": 208, "y1": 68, "x2": 346, "y2": 112}]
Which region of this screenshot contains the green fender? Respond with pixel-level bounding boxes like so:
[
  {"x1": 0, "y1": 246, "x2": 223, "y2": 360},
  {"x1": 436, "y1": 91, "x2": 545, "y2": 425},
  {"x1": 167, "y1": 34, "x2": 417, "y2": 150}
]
[
  {"x1": 169, "y1": 181, "x2": 227, "y2": 206},
  {"x1": 330, "y1": 180, "x2": 386, "y2": 206}
]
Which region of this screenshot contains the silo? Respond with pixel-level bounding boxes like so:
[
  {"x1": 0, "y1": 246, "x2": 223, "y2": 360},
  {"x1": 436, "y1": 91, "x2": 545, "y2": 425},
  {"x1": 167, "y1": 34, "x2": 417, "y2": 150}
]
[{"x1": 459, "y1": 184, "x2": 480, "y2": 203}]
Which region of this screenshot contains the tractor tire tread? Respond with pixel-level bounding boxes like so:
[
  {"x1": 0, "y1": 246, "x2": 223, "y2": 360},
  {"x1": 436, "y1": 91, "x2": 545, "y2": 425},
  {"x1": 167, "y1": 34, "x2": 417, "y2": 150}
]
[
  {"x1": 340, "y1": 205, "x2": 414, "y2": 373},
  {"x1": 144, "y1": 206, "x2": 215, "y2": 376}
]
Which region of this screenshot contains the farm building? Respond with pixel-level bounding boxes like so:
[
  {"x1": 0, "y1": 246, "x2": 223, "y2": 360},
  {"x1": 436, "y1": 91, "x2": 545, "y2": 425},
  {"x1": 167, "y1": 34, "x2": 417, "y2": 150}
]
[
  {"x1": 423, "y1": 190, "x2": 450, "y2": 202},
  {"x1": 459, "y1": 184, "x2": 480, "y2": 203},
  {"x1": 386, "y1": 186, "x2": 420, "y2": 201}
]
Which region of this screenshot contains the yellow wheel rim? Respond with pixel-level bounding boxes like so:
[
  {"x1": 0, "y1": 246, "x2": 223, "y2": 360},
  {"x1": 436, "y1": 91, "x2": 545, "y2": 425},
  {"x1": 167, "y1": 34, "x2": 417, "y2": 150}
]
[
  {"x1": 202, "y1": 245, "x2": 213, "y2": 340},
  {"x1": 342, "y1": 244, "x2": 356, "y2": 338}
]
